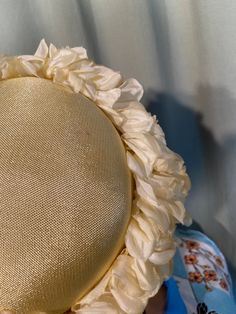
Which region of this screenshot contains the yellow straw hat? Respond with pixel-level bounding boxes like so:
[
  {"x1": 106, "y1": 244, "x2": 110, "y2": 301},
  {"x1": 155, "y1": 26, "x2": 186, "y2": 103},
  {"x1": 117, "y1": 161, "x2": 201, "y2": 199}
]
[{"x1": 0, "y1": 40, "x2": 191, "y2": 314}]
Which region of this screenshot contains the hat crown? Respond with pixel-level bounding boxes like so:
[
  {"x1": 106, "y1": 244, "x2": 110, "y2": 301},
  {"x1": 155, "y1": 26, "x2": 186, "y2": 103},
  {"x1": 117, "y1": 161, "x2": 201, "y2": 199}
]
[{"x1": 0, "y1": 78, "x2": 132, "y2": 313}]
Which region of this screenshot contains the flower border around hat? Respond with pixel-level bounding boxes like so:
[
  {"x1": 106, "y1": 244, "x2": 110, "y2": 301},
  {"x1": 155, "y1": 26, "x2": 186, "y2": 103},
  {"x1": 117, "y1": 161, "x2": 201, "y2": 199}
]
[{"x1": 0, "y1": 39, "x2": 191, "y2": 314}]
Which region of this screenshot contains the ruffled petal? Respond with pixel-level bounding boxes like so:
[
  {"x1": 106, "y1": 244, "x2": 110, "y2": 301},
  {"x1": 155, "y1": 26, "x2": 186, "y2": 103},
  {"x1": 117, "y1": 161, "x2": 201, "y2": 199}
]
[
  {"x1": 34, "y1": 38, "x2": 49, "y2": 58},
  {"x1": 109, "y1": 256, "x2": 148, "y2": 314},
  {"x1": 74, "y1": 293, "x2": 124, "y2": 314},
  {"x1": 119, "y1": 102, "x2": 156, "y2": 134},
  {"x1": 133, "y1": 259, "x2": 161, "y2": 294},
  {"x1": 116, "y1": 78, "x2": 143, "y2": 103},
  {"x1": 136, "y1": 198, "x2": 173, "y2": 233},
  {"x1": 149, "y1": 237, "x2": 176, "y2": 266},
  {"x1": 125, "y1": 216, "x2": 156, "y2": 261},
  {"x1": 93, "y1": 66, "x2": 122, "y2": 91},
  {"x1": 123, "y1": 132, "x2": 163, "y2": 176}
]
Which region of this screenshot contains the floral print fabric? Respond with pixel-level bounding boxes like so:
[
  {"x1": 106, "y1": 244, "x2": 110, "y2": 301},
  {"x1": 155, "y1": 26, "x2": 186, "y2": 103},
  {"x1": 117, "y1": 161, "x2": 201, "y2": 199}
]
[
  {"x1": 172, "y1": 227, "x2": 236, "y2": 314},
  {"x1": 179, "y1": 238, "x2": 229, "y2": 293}
]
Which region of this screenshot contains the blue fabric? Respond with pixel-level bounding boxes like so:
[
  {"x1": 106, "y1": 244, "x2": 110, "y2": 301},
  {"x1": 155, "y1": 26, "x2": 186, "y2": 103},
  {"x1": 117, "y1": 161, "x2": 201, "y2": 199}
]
[
  {"x1": 171, "y1": 227, "x2": 236, "y2": 314},
  {"x1": 164, "y1": 277, "x2": 187, "y2": 314}
]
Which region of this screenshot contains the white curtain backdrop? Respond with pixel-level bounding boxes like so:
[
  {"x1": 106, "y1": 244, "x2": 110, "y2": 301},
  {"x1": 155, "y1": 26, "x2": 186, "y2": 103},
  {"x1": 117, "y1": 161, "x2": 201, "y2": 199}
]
[{"x1": 0, "y1": 0, "x2": 235, "y2": 281}]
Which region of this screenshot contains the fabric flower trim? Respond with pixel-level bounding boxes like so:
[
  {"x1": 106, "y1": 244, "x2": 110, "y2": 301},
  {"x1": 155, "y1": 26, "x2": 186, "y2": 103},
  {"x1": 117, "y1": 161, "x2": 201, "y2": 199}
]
[{"x1": 0, "y1": 39, "x2": 191, "y2": 314}]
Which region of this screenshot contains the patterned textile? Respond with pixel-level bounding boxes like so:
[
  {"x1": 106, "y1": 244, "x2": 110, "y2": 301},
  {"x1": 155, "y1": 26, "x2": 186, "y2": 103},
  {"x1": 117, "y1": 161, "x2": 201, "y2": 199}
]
[{"x1": 172, "y1": 227, "x2": 236, "y2": 314}]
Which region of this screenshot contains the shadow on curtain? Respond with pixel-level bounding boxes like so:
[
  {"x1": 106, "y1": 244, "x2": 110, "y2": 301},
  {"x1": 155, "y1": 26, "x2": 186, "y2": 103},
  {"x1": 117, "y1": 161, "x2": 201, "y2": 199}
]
[{"x1": 146, "y1": 87, "x2": 236, "y2": 296}]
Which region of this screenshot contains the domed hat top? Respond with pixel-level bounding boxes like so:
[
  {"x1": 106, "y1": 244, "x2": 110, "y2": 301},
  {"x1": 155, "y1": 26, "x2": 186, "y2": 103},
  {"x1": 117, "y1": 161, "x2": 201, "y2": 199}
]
[{"x1": 0, "y1": 40, "x2": 190, "y2": 314}]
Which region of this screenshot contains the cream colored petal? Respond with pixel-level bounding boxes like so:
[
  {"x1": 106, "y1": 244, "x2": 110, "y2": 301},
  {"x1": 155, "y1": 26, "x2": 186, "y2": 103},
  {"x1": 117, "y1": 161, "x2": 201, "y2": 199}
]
[
  {"x1": 80, "y1": 81, "x2": 97, "y2": 101},
  {"x1": 17, "y1": 58, "x2": 39, "y2": 76},
  {"x1": 136, "y1": 198, "x2": 172, "y2": 233},
  {"x1": 110, "y1": 256, "x2": 147, "y2": 314},
  {"x1": 74, "y1": 293, "x2": 123, "y2": 314},
  {"x1": 125, "y1": 217, "x2": 155, "y2": 260},
  {"x1": 119, "y1": 104, "x2": 156, "y2": 133},
  {"x1": 49, "y1": 43, "x2": 58, "y2": 58},
  {"x1": 93, "y1": 66, "x2": 122, "y2": 91},
  {"x1": 68, "y1": 72, "x2": 83, "y2": 93},
  {"x1": 0, "y1": 57, "x2": 11, "y2": 79},
  {"x1": 135, "y1": 176, "x2": 158, "y2": 207},
  {"x1": 133, "y1": 259, "x2": 161, "y2": 294},
  {"x1": 96, "y1": 89, "x2": 121, "y2": 108},
  {"x1": 123, "y1": 132, "x2": 163, "y2": 175},
  {"x1": 34, "y1": 38, "x2": 49, "y2": 58},
  {"x1": 126, "y1": 152, "x2": 146, "y2": 179},
  {"x1": 71, "y1": 47, "x2": 88, "y2": 60},
  {"x1": 118, "y1": 78, "x2": 143, "y2": 103},
  {"x1": 149, "y1": 247, "x2": 176, "y2": 265}
]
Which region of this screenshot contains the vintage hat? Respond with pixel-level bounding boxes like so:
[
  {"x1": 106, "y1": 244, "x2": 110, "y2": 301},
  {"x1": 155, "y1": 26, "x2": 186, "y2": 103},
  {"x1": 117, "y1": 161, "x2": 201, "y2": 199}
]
[{"x1": 0, "y1": 40, "x2": 191, "y2": 314}]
